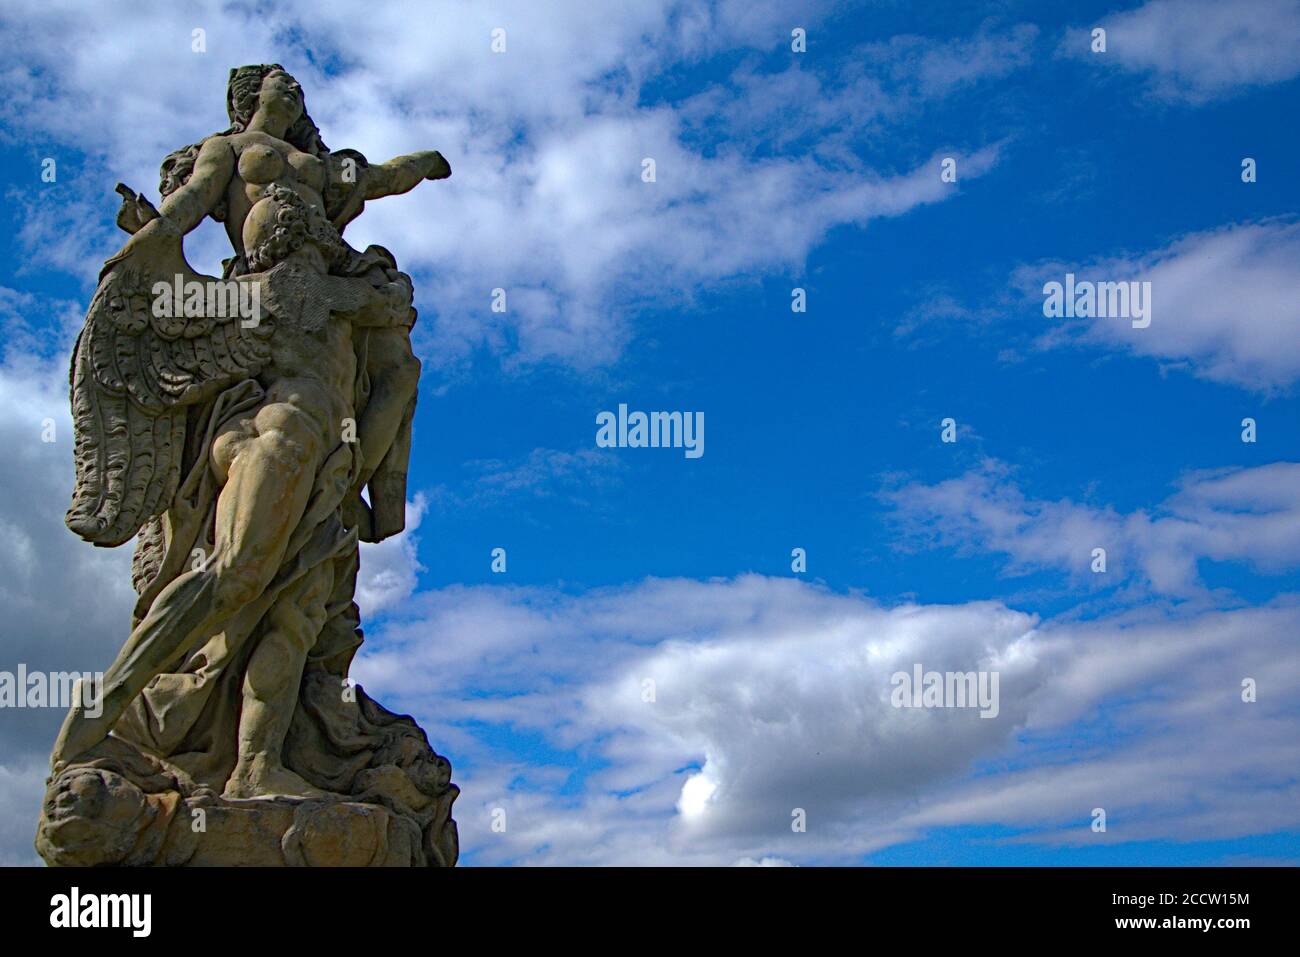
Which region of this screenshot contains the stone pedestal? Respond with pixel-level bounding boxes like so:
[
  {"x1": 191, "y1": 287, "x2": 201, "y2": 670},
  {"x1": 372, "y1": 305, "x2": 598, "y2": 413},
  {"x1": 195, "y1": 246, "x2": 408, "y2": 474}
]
[{"x1": 36, "y1": 708, "x2": 458, "y2": 867}]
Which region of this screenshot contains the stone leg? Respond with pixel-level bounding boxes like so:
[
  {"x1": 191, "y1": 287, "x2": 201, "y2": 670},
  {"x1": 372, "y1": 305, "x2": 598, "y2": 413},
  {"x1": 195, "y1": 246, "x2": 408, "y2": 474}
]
[{"x1": 223, "y1": 562, "x2": 334, "y2": 800}]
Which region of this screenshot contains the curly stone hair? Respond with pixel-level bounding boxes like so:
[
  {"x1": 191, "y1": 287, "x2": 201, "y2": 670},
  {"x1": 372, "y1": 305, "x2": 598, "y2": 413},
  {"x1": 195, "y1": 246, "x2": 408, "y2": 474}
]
[{"x1": 243, "y1": 184, "x2": 347, "y2": 274}]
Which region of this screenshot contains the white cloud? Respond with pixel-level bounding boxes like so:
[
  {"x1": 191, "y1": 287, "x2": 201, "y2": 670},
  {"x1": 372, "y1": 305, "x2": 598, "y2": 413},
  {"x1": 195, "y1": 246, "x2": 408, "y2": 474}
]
[
  {"x1": 0, "y1": 302, "x2": 136, "y2": 679},
  {"x1": 0, "y1": 0, "x2": 1017, "y2": 369},
  {"x1": 1022, "y1": 220, "x2": 1300, "y2": 392},
  {"x1": 2, "y1": 343, "x2": 1297, "y2": 865},
  {"x1": 355, "y1": 576, "x2": 1045, "y2": 863},
  {"x1": 908, "y1": 601, "x2": 1300, "y2": 845},
  {"x1": 0, "y1": 300, "x2": 136, "y2": 803},
  {"x1": 895, "y1": 24, "x2": 1039, "y2": 97},
  {"x1": 355, "y1": 495, "x2": 428, "y2": 617},
  {"x1": 1064, "y1": 0, "x2": 1300, "y2": 102},
  {"x1": 675, "y1": 24, "x2": 1036, "y2": 158},
  {"x1": 886, "y1": 459, "x2": 1300, "y2": 596},
  {"x1": 351, "y1": 573, "x2": 1300, "y2": 864}
]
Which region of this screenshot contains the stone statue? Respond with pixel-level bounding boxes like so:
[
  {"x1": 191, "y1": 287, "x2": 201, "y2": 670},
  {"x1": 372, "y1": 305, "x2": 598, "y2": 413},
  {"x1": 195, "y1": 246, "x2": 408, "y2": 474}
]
[{"x1": 35, "y1": 65, "x2": 459, "y2": 867}]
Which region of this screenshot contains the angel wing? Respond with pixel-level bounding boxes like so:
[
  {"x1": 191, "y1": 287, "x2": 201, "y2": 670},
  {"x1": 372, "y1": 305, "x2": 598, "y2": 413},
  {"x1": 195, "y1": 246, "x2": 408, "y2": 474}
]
[{"x1": 66, "y1": 211, "x2": 274, "y2": 547}]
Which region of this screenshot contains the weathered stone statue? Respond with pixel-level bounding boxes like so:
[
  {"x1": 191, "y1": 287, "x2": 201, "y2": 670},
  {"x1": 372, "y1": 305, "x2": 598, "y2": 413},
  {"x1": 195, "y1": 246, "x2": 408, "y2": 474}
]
[{"x1": 35, "y1": 64, "x2": 458, "y2": 866}]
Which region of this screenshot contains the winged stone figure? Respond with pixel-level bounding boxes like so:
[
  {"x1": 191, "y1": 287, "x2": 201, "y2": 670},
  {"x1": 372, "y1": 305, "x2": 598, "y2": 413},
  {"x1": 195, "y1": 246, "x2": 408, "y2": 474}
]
[
  {"x1": 66, "y1": 210, "x2": 275, "y2": 548},
  {"x1": 36, "y1": 64, "x2": 459, "y2": 868}
]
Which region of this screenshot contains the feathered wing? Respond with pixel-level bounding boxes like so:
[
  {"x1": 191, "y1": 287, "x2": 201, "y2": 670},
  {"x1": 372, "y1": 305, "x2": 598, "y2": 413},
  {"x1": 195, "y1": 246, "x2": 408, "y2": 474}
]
[{"x1": 66, "y1": 216, "x2": 274, "y2": 547}]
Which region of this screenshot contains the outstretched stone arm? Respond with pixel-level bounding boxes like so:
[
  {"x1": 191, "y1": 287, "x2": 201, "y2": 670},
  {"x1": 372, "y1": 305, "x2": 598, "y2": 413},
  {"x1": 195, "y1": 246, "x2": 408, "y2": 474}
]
[{"x1": 364, "y1": 150, "x2": 451, "y2": 200}]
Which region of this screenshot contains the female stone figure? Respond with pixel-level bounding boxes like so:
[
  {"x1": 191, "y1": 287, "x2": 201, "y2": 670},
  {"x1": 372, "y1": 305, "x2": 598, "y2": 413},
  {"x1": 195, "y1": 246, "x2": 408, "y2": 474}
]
[{"x1": 38, "y1": 66, "x2": 458, "y2": 866}]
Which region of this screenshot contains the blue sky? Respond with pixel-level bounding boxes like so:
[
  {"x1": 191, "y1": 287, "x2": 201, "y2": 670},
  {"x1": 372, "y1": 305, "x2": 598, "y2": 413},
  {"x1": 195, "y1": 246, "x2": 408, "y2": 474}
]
[{"x1": 0, "y1": 0, "x2": 1298, "y2": 865}]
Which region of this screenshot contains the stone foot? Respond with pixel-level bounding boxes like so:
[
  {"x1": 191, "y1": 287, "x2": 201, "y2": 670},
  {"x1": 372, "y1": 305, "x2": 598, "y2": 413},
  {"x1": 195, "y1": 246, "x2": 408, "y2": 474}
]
[{"x1": 223, "y1": 759, "x2": 331, "y2": 801}]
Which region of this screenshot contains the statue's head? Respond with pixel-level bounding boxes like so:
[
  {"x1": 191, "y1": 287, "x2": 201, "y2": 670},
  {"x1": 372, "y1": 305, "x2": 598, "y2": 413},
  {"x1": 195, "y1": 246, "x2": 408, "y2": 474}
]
[{"x1": 225, "y1": 63, "x2": 327, "y2": 155}]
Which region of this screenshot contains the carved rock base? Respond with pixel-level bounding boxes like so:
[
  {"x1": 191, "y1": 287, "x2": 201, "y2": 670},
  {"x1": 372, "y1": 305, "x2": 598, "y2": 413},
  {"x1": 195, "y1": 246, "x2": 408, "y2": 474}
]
[{"x1": 36, "y1": 730, "x2": 458, "y2": 867}]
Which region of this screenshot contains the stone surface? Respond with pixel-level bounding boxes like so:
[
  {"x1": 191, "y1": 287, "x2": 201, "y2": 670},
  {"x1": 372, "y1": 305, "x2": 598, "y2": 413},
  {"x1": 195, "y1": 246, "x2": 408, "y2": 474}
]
[
  {"x1": 38, "y1": 707, "x2": 458, "y2": 867},
  {"x1": 36, "y1": 64, "x2": 458, "y2": 866}
]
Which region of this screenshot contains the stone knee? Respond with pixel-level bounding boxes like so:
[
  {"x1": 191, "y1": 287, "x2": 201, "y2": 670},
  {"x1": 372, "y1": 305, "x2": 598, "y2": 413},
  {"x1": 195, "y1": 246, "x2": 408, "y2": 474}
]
[
  {"x1": 242, "y1": 626, "x2": 304, "y2": 704},
  {"x1": 241, "y1": 630, "x2": 313, "y2": 705},
  {"x1": 210, "y1": 562, "x2": 271, "y2": 617},
  {"x1": 266, "y1": 572, "x2": 331, "y2": 656},
  {"x1": 261, "y1": 425, "x2": 322, "y2": 472}
]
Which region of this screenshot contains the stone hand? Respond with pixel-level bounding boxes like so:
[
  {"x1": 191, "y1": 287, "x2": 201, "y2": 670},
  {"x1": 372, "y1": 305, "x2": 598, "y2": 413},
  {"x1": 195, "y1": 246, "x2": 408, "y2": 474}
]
[
  {"x1": 113, "y1": 183, "x2": 161, "y2": 235},
  {"x1": 422, "y1": 150, "x2": 451, "y2": 180}
]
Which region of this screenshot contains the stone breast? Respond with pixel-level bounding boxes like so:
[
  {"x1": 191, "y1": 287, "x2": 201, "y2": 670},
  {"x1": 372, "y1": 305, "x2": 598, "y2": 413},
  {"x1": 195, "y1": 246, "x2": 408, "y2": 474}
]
[
  {"x1": 288, "y1": 150, "x2": 325, "y2": 191},
  {"x1": 237, "y1": 143, "x2": 286, "y2": 185}
]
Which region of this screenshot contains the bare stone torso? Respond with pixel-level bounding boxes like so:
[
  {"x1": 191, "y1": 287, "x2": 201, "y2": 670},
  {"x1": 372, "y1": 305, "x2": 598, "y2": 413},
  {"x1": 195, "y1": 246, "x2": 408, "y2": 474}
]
[{"x1": 210, "y1": 129, "x2": 358, "y2": 473}]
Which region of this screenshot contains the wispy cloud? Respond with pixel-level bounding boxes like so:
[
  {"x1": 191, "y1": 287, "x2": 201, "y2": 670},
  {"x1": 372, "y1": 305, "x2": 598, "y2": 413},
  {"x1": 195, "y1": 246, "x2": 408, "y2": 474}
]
[
  {"x1": 0, "y1": 0, "x2": 1016, "y2": 369},
  {"x1": 1062, "y1": 0, "x2": 1300, "y2": 103},
  {"x1": 885, "y1": 459, "x2": 1300, "y2": 597},
  {"x1": 353, "y1": 573, "x2": 1300, "y2": 864},
  {"x1": 1020, "y1": 220, "x2": 1300, "y2": 392}
]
